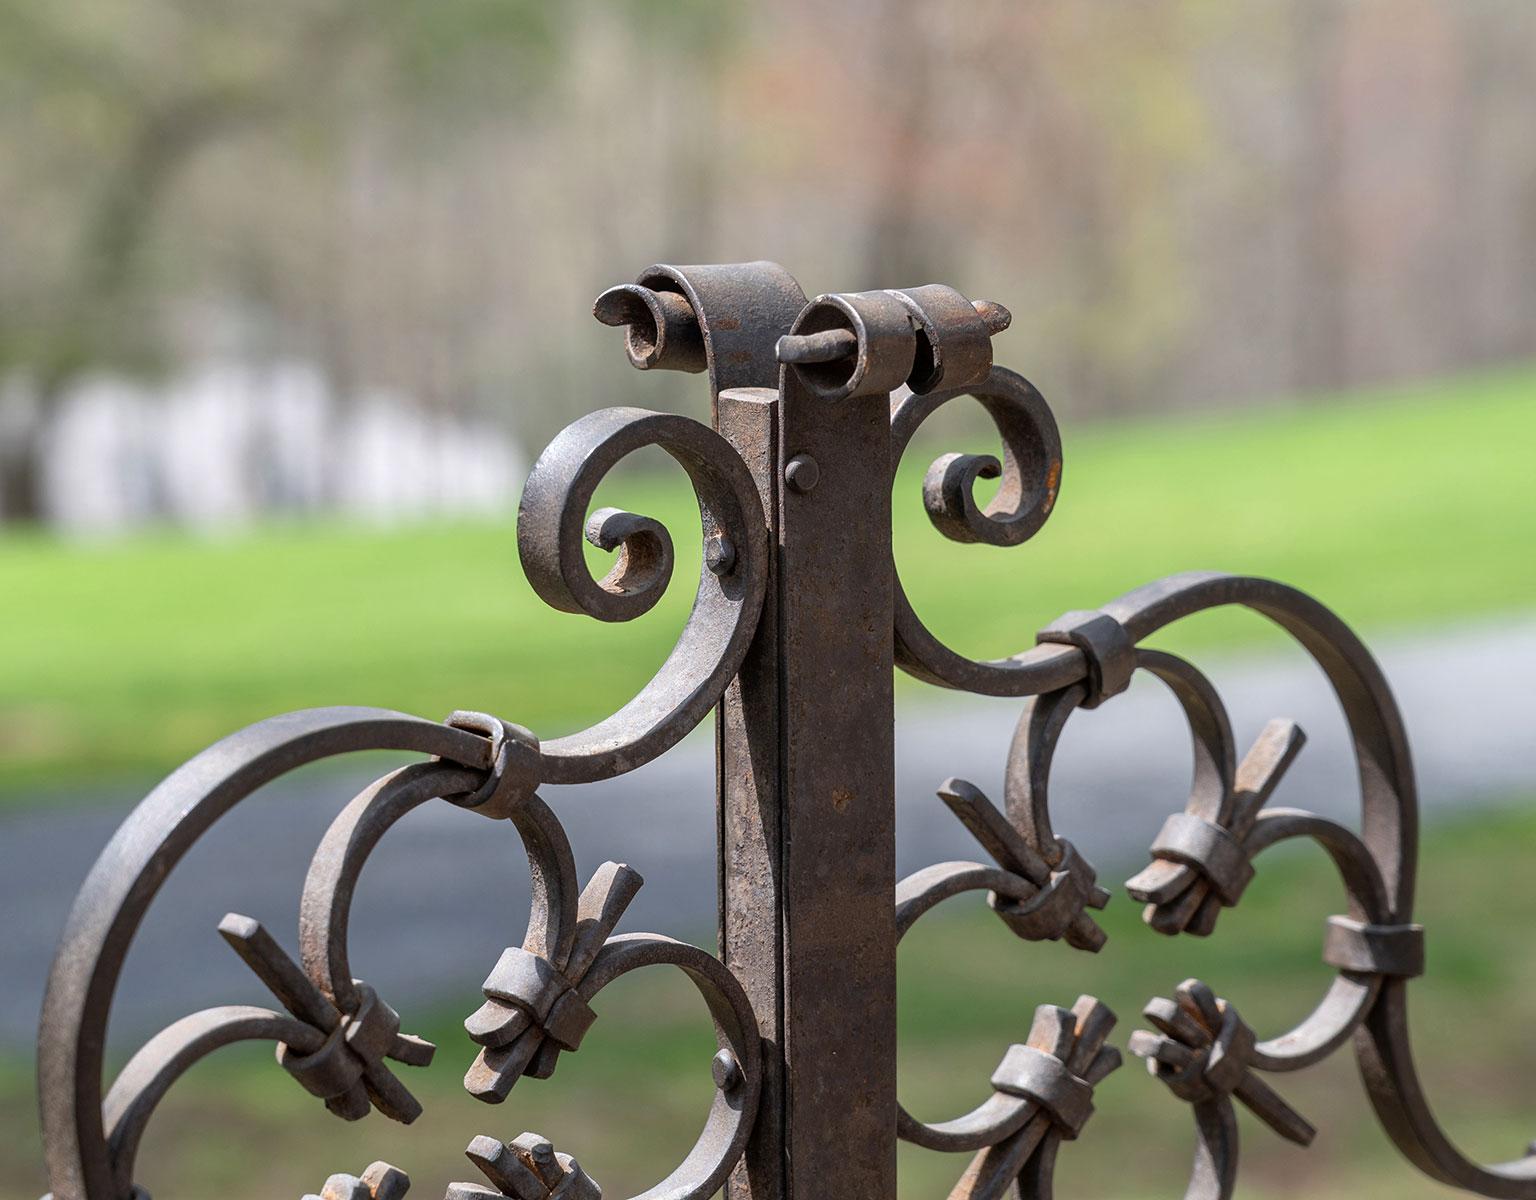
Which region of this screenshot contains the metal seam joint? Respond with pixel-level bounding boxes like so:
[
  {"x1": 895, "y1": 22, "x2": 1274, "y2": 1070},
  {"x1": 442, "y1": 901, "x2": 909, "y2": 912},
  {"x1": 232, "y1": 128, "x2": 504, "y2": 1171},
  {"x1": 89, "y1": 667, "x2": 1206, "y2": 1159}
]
[
  {"x1": 991, "y1": 1043, "x2": 1096, "y2": 1138},
  {"x1": 474, "y1": 946, "x2": 596, "y2": 1052},
  {"x1": 988, "y1": 839, "x2": 1109, "y2": 946},
  {"x1": 1036, "y1": 610, "x2": 1135, "y2": 708},
  {"x1": 1323, "y1": 915, "x2": 1426, "y2": 978},
  {"x1": 443, "y1": 711, "x2": 542, "y2": 820}
]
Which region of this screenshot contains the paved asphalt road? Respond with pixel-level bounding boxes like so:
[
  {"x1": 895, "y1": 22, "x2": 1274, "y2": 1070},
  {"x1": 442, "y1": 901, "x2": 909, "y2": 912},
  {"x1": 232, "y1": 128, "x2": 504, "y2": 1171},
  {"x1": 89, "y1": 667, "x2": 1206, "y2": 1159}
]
[{"x1": 3, "y1": 615, "x2": 1532, "y2": 1048}]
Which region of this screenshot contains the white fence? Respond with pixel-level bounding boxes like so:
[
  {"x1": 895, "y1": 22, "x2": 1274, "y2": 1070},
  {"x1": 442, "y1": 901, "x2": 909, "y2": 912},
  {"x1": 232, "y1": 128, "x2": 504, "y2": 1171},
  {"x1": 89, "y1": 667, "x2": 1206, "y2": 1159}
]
[{"x1": 13, "y1": 361, "x2": 525, "y2": 534}]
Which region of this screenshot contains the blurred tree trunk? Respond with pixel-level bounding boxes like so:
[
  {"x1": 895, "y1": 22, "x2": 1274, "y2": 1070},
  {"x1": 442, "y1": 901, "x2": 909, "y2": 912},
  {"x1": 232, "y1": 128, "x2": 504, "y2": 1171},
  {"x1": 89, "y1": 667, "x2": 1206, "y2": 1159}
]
[
  {"x1": 0, "y1": 93, "x2": 265, "y2": 522},
  {"x1": 0, "y1": 419, "x2": 43, "y2": 522},
  {"x1": 860, "y1": 0, "x2": 947, "y2": 287},
  {"x1": 1289, "y1": 0, "x2": 1349, "y2": 393}
]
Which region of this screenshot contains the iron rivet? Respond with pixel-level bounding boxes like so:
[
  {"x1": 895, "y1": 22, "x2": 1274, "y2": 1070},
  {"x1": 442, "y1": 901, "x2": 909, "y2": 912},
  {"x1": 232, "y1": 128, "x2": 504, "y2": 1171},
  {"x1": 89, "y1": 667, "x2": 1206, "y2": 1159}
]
[
  {"x1": 785, "y1": 454, "x2": 820, "y2": 494},
  {"x1": 711, "y1": 1048, "x2": 742, "y2": 1091},
  {"x1": 706, "y1": 533, "x2": 736, "y2": 576}
]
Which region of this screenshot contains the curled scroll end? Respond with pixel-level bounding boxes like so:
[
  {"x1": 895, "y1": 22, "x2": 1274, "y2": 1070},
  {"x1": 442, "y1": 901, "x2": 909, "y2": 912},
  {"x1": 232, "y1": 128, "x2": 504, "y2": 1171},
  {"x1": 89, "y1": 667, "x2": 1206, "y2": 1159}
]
[
  {"x1": 584, "y1": 506, "x2": 674, "y2": 620},
  {"x1": 516, "y1": 408, "x2": 697, "y2": 627},
  {"x1": 890, "y1": 367, "x2": 1072, "y2": 695},
  {"x1": 922, "y1": 451, "x2": 1002, "y2": 544},
  {"x1": 919, "y1": 430, "x2": 1058, "y2": 550},
  {"x1": 516, "y1": 406, "x2": 769, "y2": 783},
  {"x1": 893, "y1": 365, "x2": 1061, "y2": 547},
  {"x1": 593, "y1": 283, "x2": 705, "y2": 374}
]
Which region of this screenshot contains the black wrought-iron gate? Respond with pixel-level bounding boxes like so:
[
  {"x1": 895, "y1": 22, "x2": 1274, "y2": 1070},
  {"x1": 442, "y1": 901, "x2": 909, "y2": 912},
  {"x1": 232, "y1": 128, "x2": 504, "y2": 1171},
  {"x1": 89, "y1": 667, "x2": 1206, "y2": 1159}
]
[{"x1": 35, "y1": 261, "x2": 1524, "y2": 1200}]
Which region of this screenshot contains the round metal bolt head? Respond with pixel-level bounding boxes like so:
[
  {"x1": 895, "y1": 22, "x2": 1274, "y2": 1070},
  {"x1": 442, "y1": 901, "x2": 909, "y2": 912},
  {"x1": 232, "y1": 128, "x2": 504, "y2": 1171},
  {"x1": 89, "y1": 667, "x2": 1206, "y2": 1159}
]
[
  {"x1": 711, "y1": 1048, "x2": 743, "y2": 1091},
  {"x1": 785, "y1": 454, "x2": 820, "y2": 494},
  {"x1": 705, "y1": 532, "x2": 736, "y2": 576}
]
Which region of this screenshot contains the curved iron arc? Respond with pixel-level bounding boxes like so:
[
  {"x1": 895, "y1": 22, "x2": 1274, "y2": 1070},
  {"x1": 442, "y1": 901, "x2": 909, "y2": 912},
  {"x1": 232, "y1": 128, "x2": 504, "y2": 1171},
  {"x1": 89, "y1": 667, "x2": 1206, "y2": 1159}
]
[
  {"x1": 33, "y1": 262, "x2": 1536, "y2": 1200},
  {"x1": 993, "y1": 569, "x2": 1536, "y2": 1193},
  {"x1": 895, "y1": 865, "x2": 1059, "y2": 1152},
  {"x1": 576, "y1": 933, "x2": 763, "y2": 1200},
  {"x1": 298, "y1": 762, "x2": 579, "y2": 1015},
  {"x1": 452, "y1": 932, "x2": 764, "y2": 1200},
  {"x1": 1092, "y1": 571, "x2": 1417, "y2": 915},
  {"x1": 907, "y1": 560, "x2": 1536, "y2": 1192},
  {"x1": 101, "y1": 1005, "x2": 325, "y2": 1197},
  {"x1": 1237, "y1": 807, "x2": 1388, "y2": 1073},
  {"x1": 38, "y1": 706, "x2": 500, "y2": 1200}
]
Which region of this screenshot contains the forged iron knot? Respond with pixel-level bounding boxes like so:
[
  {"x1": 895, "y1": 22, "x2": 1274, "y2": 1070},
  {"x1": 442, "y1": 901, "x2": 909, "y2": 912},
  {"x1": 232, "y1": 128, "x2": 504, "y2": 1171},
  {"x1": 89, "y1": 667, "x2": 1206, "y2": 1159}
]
[
  {"x1": 1141, "y1": 812, "x2": 1254, "y2": 907},
  {"x1": 443, "y1": 712, "x2": 541, "y2": 821},
  {"x1": 991, "y1": 1047, "x2": 1095, "y2": 1139},
  {"x1": 305, "y1": 1162, "x2": 410, "y2": 1200},
  {"x1": 465, "y1": 861, "x2": 643, "y2": 1102},
  {"x1": 448, "y1": 1133, "x2": 601, "y2": 1200},
  {"x1": 278, "y1": 982, "x2": 413, "y2": 1105},
  {"x1": 1129, "y1": 979, "x2": 1315, "y2": 1146},
  {"x1": 989, "y1": 839, "x2": 1111, "y2": 949},
  {"x1": 1323, "y1": 915, "x2": 1426, "y2": 978},
  {"x1": 992, "y1": 996, "x2": 1121, "y2": 1141},
  {"x1": 1126, "y1": 718, "x2": 1307, "y2": 937},
  {"x1": 937, "y1": 778, "x2": 1110, "y2": 952},
  {"x1": 468, "y1": 947, "x2": 596, "y2": 1053},
  {"x1": 219, "y1": 914, "x2": 435, "y2": 1123}
]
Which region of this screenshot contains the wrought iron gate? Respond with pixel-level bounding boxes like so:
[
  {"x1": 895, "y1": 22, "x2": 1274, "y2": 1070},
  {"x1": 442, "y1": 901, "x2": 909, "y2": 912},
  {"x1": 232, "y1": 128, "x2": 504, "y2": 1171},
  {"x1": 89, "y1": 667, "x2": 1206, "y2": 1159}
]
[{"x1": 34, "y1": 261, "x2": 1530, "y2": 1199}]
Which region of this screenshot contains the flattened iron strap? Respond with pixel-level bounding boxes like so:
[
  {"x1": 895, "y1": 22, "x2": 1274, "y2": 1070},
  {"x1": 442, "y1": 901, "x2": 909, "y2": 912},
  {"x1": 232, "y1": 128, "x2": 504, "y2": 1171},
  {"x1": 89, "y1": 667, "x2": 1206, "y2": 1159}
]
[
  {"x1": 1036, "y1": 610, "x2": 1135, "y2": 708},
  {"x1": 1323, "y1": 916, "x2": 1426, "y2": 978}
]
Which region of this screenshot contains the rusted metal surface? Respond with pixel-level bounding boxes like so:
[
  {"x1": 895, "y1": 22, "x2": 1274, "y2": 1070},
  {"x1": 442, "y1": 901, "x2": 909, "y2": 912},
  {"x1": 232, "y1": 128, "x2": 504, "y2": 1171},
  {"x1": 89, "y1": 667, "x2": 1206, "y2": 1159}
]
[{"x1": 32, "y1": 261, "x2": 1533, "y2": 1200}]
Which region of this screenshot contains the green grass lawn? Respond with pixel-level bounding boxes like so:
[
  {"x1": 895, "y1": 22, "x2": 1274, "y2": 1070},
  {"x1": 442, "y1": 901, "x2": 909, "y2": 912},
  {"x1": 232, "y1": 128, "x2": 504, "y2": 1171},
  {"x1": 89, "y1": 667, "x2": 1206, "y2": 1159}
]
[
  {"x1": 1, "y1": 365, "x2": 1533, "y2": 799},
  {"x1": 6, "y1": 799, "x2": 1535, "y2": 1200}
]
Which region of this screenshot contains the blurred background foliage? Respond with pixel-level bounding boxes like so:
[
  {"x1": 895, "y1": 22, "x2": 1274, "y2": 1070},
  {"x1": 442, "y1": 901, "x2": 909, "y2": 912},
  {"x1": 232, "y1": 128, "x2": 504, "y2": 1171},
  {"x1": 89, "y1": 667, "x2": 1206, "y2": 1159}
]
[
  {"x1": 1, "y1": 0, "x2": 1533, "y2": 784},
  {"x1": 3, "y1": 0, "x2": 1536, "y2": 521}
]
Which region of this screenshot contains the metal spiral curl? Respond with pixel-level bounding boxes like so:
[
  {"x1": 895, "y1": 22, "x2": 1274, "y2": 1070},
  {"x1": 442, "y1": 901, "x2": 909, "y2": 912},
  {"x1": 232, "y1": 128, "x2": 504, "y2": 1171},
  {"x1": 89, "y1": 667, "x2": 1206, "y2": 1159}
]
[
  {"x1": 890, "y1": 366, "x2": 1076, "y2": 696},
  {"x1": 517, "y1": 406, "x2": 769, "y2": 785}
]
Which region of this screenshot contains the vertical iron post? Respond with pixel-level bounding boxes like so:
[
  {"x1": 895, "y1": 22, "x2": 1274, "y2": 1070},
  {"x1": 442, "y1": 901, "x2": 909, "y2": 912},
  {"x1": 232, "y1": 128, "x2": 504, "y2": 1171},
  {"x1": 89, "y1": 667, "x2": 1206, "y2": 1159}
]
[
  {"x1": 717, "y1": 386, "x2": 788, "y2": 1200},
  {"x1": 718, "y1": 293, "x2": 905, "y2": 1198},
  {"x1": 776, "y1": 360, "x2": 898, "y2": 1199}
]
